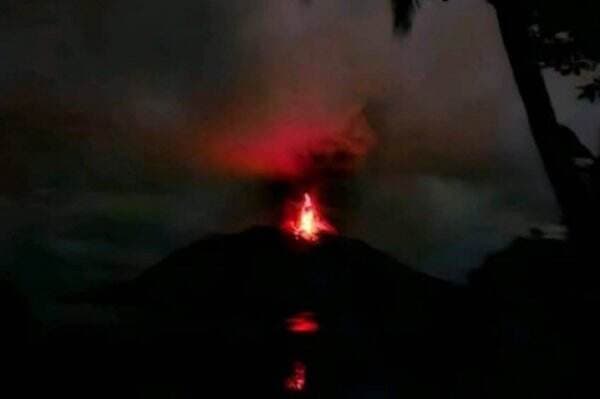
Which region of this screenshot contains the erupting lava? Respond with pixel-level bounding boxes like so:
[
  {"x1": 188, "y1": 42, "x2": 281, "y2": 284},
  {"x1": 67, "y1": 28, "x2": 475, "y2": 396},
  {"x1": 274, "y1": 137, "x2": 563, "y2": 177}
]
[{"x1": 284, "y1": 193, "x2": 336, "y2": 242}]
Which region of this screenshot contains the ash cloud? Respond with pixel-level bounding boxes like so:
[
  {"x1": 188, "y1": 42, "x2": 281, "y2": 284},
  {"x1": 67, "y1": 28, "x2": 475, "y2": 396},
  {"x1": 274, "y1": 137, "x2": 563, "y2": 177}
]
[{"x1": 1, "y1": 0, "x2": 600, "y2": 303}]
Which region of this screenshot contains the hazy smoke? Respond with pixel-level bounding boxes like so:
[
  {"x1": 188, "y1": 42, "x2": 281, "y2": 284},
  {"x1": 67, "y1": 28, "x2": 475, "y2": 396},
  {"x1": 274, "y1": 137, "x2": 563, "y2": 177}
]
[{"x1": 2, "y1": 0, "x2": 599, "y2": 287}]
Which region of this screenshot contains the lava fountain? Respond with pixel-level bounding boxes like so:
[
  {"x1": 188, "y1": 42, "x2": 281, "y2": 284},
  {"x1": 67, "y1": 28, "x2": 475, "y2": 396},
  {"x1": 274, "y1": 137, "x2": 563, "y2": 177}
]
[{"x1": 283, "y1": 193, "x2": 336, "y2": 242}]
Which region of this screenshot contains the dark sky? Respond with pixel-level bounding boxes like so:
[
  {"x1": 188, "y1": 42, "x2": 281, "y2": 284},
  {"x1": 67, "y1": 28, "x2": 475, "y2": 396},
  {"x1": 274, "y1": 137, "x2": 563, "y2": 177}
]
[{"x1": 1, "y1": 0, "x2": 599, "y2": 317}]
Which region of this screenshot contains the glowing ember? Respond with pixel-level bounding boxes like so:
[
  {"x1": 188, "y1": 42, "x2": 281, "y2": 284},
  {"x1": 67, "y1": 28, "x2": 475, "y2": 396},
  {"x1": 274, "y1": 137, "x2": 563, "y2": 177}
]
[
  {"x1": 286, "y1": 312, "x2": 320, "y2": 335},
  {"x1": 285, "y1": 193, "x2": 336, "y2": 242},
  {"x1": 284, "y1": 361, "x2": 307, "y2": 393}
]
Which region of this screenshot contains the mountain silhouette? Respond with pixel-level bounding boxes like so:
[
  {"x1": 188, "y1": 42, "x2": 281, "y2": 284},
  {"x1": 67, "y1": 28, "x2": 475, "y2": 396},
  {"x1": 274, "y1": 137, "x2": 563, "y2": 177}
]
[
  {"x1": 55, "y1": 226, "x2": 477, "y2": 398},
  {"x1": 68, "y1": 226, "x2": 461, "y2": 330}
]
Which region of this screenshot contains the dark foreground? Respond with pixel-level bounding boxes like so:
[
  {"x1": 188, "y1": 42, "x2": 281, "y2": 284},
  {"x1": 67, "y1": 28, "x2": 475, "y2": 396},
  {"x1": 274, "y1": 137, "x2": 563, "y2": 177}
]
[{"x1": 2, "y1": 227, "x2": 599, "y2": 398}]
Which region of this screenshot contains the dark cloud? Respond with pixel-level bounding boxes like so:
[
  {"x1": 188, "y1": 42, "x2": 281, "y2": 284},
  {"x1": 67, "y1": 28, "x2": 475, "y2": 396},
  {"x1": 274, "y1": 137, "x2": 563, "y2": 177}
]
[{"x1": 1, "y1": 0, "x2": 599, "y2": 310}]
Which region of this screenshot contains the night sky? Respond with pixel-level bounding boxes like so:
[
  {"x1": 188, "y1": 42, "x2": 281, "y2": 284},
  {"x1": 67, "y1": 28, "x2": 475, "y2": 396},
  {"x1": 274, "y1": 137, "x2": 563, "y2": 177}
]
[{"x1": 1, "y1": 0, "x2": 599, "y2": 320}]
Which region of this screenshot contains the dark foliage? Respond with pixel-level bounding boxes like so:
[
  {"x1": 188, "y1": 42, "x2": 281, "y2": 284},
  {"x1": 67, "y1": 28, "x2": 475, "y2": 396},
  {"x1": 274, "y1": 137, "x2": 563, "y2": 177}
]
[
  {"x1": 392, "y1": 0, "x2": 600, "y2": 100},
  {"x1": 578, "y1": 77, "x2": 600, "y2": 102},
  {"x1": 530, "y1": 0, "x2": 600, "y2": 100}
]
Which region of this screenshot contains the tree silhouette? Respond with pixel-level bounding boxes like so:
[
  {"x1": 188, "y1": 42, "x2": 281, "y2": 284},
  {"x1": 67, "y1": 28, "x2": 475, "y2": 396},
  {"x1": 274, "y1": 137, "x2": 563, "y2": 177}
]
[
  {"x1": 391, "y1": 0, "x2": 599, "y2": 244},
  {"x1": 390, "y1": 0, "x2": 420, "y2": 32},
  {"x1": 529, "y1": 0, "x2": 600, "y2": 102},
  {"x1": 392, "y1": 1, "x2": 600, "y2": 101}
]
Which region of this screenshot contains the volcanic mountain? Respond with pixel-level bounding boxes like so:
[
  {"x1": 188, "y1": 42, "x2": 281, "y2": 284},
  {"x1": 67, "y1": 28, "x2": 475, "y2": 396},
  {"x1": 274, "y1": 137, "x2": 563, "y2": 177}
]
[
  {"x1": 35, "y1": 229, "x2": 600, "y2": 398},
  {"x1": 69, "y1": 226, "x2": 459, "y2": 332},
  {"x1": 56, "y1": 226, "x2": 477, "y2": 398}
]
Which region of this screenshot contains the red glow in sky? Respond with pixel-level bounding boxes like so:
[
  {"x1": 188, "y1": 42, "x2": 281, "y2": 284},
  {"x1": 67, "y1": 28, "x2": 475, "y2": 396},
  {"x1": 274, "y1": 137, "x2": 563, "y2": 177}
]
[{"x1": 202, "y1": 111, "x2": 376, "y2": 179}]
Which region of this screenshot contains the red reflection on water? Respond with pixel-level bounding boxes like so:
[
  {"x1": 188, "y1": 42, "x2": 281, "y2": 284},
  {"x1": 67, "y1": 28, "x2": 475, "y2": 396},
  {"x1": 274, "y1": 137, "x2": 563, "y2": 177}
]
[
  {"x1": 284, "y1": 361, "x2": 307, "y2": 393},
  {"x1": 286, "y1": 312, "x2": 319, "y2": 335}
]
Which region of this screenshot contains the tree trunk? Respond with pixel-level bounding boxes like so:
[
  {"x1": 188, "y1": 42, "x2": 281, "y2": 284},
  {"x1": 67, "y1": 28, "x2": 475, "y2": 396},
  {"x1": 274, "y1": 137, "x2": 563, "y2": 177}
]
[{"x1": 492, "y1": 1, "x2": 598, "y2": 243}]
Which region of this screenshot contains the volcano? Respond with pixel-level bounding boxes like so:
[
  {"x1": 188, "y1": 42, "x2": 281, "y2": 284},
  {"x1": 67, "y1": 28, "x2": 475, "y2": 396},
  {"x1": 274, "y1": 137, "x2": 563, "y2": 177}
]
[
  {"x1": 71, "y1": 226, "x2": 456, "y2": 330},
  {"x1": 57, "y1": 226, "x2": 475, "y2": 398}
]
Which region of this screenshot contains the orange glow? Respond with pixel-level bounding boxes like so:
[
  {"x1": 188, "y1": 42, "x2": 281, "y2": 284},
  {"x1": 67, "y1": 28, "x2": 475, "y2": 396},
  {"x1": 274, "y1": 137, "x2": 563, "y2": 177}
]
[
  {"x1": 284, "y1": 362, "x2": 307, "y2": 393},
  {"x1": 284, "y1": 193, "x2": 336, "y2": 242},
  {"x1": 286, "y1": 312, "x2": 320, "y2": 335}
]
